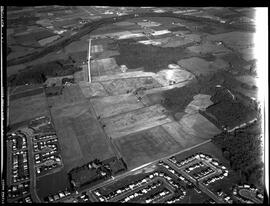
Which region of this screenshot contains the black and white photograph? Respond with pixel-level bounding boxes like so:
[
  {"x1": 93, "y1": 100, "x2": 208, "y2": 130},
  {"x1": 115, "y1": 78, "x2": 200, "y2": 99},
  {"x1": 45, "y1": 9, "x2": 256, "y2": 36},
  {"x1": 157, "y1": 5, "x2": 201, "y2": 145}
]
[{"x1": 1, "y1": 4, "x2": 268, "y2": 204}]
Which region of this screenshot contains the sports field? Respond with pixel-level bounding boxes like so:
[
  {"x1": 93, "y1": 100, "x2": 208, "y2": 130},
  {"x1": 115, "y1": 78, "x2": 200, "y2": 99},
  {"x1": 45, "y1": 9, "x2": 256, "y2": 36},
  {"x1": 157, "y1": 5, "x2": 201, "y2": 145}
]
[{"x1": 113, "y1": 125, "x2": 184, "y2": 169}]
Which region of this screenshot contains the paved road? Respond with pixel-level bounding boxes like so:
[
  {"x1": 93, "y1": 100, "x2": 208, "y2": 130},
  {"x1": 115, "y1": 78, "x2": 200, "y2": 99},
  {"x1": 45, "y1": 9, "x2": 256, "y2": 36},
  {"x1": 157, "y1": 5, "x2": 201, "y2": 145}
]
[
  {"x1": 82, "y1": 139, "x2": 213, "y2": 201},
  {"x1": 87, "y1": 38, "x2": 92, "y2": 82},
  {"x1": 21, "y1": 129, "x2": 41, "y2": 203},
  {"x1": 54, "y1": 139, "x2": 216, "y2": 203},
  {"x1": 164, "y1": 159, "x2": 225, "y2": 203}
]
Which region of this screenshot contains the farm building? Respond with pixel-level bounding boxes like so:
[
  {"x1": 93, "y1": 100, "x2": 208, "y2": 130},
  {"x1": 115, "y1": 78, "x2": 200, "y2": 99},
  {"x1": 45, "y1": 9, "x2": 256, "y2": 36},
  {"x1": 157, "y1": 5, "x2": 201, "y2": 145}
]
[{"x1": 102, "y1": 157, "x2": 127, "y2": 175}]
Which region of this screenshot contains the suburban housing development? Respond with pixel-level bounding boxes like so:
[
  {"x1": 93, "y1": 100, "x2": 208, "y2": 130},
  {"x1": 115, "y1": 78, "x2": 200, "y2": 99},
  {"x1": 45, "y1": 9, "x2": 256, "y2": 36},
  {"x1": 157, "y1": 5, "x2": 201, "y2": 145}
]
[{"x1": 3, "y1": 6, "x2": 266, "y2": 204}]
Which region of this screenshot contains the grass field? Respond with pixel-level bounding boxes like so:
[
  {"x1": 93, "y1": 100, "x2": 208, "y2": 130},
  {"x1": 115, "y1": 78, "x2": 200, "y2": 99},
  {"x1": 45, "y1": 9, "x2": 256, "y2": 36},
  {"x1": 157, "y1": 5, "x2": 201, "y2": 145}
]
[
  {"x1": 114, "y1": 39, "x2": 195, "y2": 73},
  {"x1": 100, "y1": 76, "x2": 162, "y2": 96},
  {"x1": 79, "y1": 81, "x2": 108, "y2": 98},
  {"x1": 187, "y1": 41, "x2": 231, "y2": 55},
  {"x1": 101, "y1": 104, "x2": 172, "y2": 139},
  {"x1": 9, "y1": 92, "x2": 49, "y2": 125},
  {"x1": 154, "y1": 68, "x2": 195, "y2": 86},
  {"x1": 7, "y1": 64, "x2": 27, "y2": 77},
  {"x1": 235, "y1": 86, "x2": 258, "y2": 99},
  {"x1": 47, "y1": 85, "x2": 85, "y2": 108},
  {"x1": 95, "y1": 49, "x2": 120, "y2": 59},
  {"x1": 207, "y1": 32, "x2": 254, "y2": 52},
  {"x1": 38, "y1": 35, "x2": 61, "y2": 46},
  {"x1": 235, "y1": 75, "x2": 257, "y2": 87},
  {"x1": 113, "y1": 21, "x2": 136, "y2": 27},
  {"x1": 238, "y1": 47, "x2": 255, "y2": 62},
  {"x1": 220, "y1": 53, "x2": 249, "y2": 69},
  {"x1": 10, "y1": 87, "x2": 44, "y2": 101},
  {"x1": 113, "y1": 125, "x2": 184, "y2": 169},
  {"x1": 90, "y1": 24, "x2": 141, "y2": 35},
  {"x1": 11, "y1": 84, "x2": 43, "y2": 94},
  {"x1": 36, "y1": 169, "x2": 71, "y2": 200},
  {"x1": 90, "y1": 93, "x2": 145, "y2": 118},
  {"x1": 91, "y1": 57, "x2": 120, "y2": 76},
  {"x1": 178, "y1": 113, "x2": 221, "y2": 140},
  {"x1": 161, "y1": 121, "x2": 205, "y2": 148},
  {"x1": 51, "y1": 101, "x2": 115, "y2": 172},
  {"x1": 159, "y1": 36, "x2": 194, "y2": 48},
  {"x1": 184, "y1": 94, "x2": 213, "y2": 114},
  {"x1": 63, "y1": 39, "x2": 88, "y2": 54},
  {"x1": 177, "y1": 57, "x2": 228, "y2": 77},
  {"x1": 7, "y1": 46, "x2": 36, "y2": 61}
]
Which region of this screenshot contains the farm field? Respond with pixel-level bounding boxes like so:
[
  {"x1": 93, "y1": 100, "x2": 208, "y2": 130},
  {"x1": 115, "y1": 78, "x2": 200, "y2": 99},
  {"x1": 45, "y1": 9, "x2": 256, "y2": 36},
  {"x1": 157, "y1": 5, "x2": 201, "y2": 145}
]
[
  {"x1": 100, "y1": 76, "x2": 162, "y2": 96},
  {"x1": 6, "y1": 7, "x2": 261, "y2": 204},
  {"x1": 178, "y1": 112, "x2": 221, "y2": 140},
  {"x1": 90, "y1": 93, "x2": 145, "y2": 118},
  {"x1": 235, "y1": 75, "x2": 257, "y2": 87},
  {"x1": 51, "y1": 101, "x2": 115, "y2": 172},
  {"x1": 187, "y1": 41, "x2": 231, "y2": 55},
  {"x1": 91, "y1": 57, "x2": 121, "y2": 76},
  {"x1": 114, "y1": 39, "x2": 195, "y2": 73},
  {"x1": 238, "y1": 47, "x2": 255, "y2": 62},
  {"x1": 79, "y1": 81, "x2": 108, "y2": 98},
  {"x1": 177, "y1": 57, "x2": 228, "y2": 76},
  {"x1": 7, "y1": 46, "x2": 36, "y2": 61},
  {"x1": 10, "y1": 87, "x2": 44, "y2": 101},
  {"x1": 90, "y1": 24, "x2": 142, "y2": 35},
  {"x1": 161, "y1": 121, "x2": 204, "y2": 148},
  {"x1": 206, "y1": 32, "x2": 254, "y2": 52},
  {"x1": 113, "y1": 126, "x2": 184, "y2": 169},
  {"x1": 36, "y1": 169, "x2": 71, "y2": 200},
  {"x1": 101, "y1": 104, "x2": 172, "y2": 139},
  {"x1": 235, "y1": 86, "x2": 258, "y2": 99},
  {"x1": 6, "y1": 63, "x2": 27, "y2": 78},
  {"x1": 38, "y1": 35, "x2": 61, "y2": 46},
  {"x1": 47, "y1": 85, "x2": 85, "y2": 108},
  {"x1": 10, "y1": 84, "x2": 43, "y2": 94},
  {"x1": 9, "y1": 92, "x2": 49, "y2": 125},
  {"x1": 184, "y1": 94, "x2": 213, "y2": 114}
]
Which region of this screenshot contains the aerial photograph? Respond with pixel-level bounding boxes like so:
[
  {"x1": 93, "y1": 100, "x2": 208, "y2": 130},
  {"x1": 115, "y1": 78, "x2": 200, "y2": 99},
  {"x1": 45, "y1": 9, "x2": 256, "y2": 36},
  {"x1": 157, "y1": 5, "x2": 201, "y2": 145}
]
[{"x1": 2, "y1": 6, "x2": 268, "y2": 204}]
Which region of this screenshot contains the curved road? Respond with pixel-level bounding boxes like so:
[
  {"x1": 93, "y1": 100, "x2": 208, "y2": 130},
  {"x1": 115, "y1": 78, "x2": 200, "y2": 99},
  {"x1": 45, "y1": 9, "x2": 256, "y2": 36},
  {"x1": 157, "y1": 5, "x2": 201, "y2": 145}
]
[{"x1": 7, "y1": 11, "x2": 255, "y2": 67}]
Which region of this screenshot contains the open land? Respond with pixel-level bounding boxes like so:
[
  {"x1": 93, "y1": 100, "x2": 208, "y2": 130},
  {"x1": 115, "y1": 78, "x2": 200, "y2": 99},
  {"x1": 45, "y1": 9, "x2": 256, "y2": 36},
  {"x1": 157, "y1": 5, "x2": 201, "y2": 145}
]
[{"x1": 6, "y1": 6, "x2": 263, "y2": 204}]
